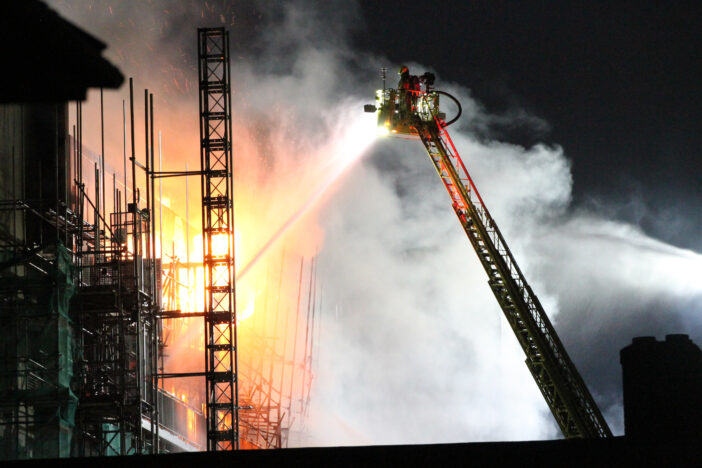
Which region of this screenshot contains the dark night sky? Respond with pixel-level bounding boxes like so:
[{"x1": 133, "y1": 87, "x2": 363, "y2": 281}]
[{"x1": 357, "y1": 1, "x2": 702, "y2": 252}]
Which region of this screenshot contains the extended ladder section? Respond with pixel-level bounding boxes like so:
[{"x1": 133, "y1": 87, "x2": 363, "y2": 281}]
[{"x1": 413, "y1": 98, "x2": 612, "y2": 438}]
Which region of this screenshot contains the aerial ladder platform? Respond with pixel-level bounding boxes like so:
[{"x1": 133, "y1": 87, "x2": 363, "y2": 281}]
[{"x1": 365, "y1": 68, "x2": 612, "y2": 439}]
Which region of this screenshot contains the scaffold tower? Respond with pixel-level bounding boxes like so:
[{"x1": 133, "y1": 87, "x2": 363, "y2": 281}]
[{"x1": 197, "y1": 27, "x2": 239, "y2": 451}]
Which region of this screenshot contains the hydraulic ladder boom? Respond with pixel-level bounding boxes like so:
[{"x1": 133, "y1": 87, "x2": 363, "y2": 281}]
[
  {"x1": 417, "y1": 115, "x2": 611, "y2": 438},
  {"x1": 366, "y1": 75, "x2": 612, "y2": 438}
]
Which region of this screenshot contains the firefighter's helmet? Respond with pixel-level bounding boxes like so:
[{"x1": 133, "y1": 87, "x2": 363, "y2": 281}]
[{"x1": 399, "y1": 65, "x2": 409, "y2": 75}]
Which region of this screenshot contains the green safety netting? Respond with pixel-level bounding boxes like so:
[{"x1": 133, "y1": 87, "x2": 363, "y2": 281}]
[
  {"x1": 52, "y1": 241, "x2": 78, "y2": 458},
  {"x1": 31, "y1": 242, "x2": 78, "y2": 458},
  {"x1": 1, "y1": 242, "x2": 78, "y2": 459}
]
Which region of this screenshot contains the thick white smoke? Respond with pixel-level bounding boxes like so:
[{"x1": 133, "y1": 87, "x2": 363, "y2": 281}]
[{"x1": 48, "y1": 0, "x2": 702, "y2": 446}]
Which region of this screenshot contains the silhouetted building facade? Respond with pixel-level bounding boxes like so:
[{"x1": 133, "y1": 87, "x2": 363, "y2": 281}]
[{"x1": 620, "y1": 334, "x2": 702, "y2": 440}]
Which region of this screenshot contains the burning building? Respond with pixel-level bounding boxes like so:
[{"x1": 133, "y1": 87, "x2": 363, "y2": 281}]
[{"x1": 0, "y1": 1, "x2": 318, "y2": 459}]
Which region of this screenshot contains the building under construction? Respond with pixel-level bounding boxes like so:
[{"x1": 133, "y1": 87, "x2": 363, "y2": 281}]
[
  {"x1": 2, "y1": 2, "x2": 701, "y2": 466},
  {"x1": 0, "y1": 2, "x2": 318, "y2": 459}
]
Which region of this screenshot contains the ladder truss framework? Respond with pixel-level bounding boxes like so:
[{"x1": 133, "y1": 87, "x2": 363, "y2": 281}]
[
  {"x1": 413, "y1": 96, "x2": 612, "y2": 439},
  {"x1": 198, "y1": 27, "x2": 239, "y2": 450}
]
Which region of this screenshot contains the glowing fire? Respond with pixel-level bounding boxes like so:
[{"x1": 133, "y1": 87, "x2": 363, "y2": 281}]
[
  {"x1": 210, "y1": 232, "x2": 230, "y2": 257},
  {"x1": 64, "y1": 2, "x2": 377, "y2": 440},
  {"x1": 152, "y1": 104, "x2": 376, "y2": 446},
  {"x1": 239, "y1": 291, "x2": 258, "y2": 322}
]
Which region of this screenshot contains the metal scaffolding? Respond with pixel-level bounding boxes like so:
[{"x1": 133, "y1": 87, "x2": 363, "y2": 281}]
[
  {"x1": 128, "y1": 26, "x2": 317, "y2": 452},
  {"x1": 0, "y1": 84, "x2": 202, "y2": 459},
  {"x1": 71, "y1": 79, "x2": 163, "y2": 456},
  {"x1": 2, "y1": 25, "x2": 320, "y2": 458},
  {"x1": 237, "y1": 253, "x2": 319, "y2": 449},
  {"x1": 197, "y1": 27, "x2": 239, "y2": 451}
]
